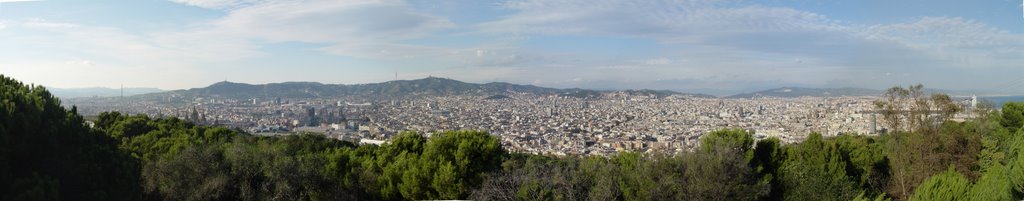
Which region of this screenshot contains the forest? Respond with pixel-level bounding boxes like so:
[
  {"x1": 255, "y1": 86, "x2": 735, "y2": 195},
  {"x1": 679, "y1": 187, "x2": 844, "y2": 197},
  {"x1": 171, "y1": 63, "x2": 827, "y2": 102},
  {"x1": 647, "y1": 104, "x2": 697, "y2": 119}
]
[{"x1": 2, "y1": 74, "x2": 1023, "y2": 201}]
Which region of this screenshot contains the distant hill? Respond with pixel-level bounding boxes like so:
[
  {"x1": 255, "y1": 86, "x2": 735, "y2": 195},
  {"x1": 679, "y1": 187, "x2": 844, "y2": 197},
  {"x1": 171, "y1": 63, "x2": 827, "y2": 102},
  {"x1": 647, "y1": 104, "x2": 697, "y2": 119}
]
[
  {"x1": 727, "y1": 87, "x2": 882, "y2": 98},
  {"x1": 171, "y1": 77, "x2": 564, "y2": 99},
  {"x1": 49, "y1": 87, "x2": 164, "y2": 98},
  {"x1": 137, "y1": 77, "x2": 714, "y2": 101}
]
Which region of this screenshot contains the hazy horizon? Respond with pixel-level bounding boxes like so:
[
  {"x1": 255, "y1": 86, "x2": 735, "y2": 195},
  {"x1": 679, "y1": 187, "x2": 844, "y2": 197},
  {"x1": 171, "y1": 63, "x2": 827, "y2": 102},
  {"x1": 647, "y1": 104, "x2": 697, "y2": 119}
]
[
  {"x1": 2, "y1": 0, "x2": 1023, "y2": 95},
  {"x1": 38, "y1": 76, "x2": 1024, "y2": 98}
]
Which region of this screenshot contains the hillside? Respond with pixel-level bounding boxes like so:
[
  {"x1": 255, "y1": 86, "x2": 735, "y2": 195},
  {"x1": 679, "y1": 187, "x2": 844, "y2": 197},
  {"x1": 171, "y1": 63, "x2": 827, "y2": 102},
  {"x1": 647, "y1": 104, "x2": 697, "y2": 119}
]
[{"x1": 139, "y1": 77, "x2": 713, "y2": 100}]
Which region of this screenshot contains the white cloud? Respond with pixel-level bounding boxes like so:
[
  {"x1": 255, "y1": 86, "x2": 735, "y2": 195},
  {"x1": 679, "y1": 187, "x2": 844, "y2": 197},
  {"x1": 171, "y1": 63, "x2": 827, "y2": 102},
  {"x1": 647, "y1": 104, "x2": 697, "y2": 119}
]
[
  {"x1": 64, "y1": 60, "x2": 94, "y2": 66},
  {"x1": 148, "y1": 29, "x2": 263, "y2": 61},
  {"x1": 640, "y1": 58, "x2": 672, "y2": 65},
  {"x1": 167, "y1": 0, "x2": 457, "y2": 59},
  {"x1": 169, "y1": 0, "x2": 264, "y2": 10},
  {"x1": 860, "y1": 17, "x2": 1024, "y2": 66},
  {"x1": 494, "y1": 0, "x2": 1023, "y2": 59},
  {"x1": 863, "y1": 17, "x2": 1015, "y2": 49},
  {"x1": 212, "y1": 1, "x2": 453, "y2": 42},
  {"x1": 481, "y1": 0, "x2": 840, "y2": 40},
  {"x1": 2, "y1": 17, "x2": 266, "y2": 89},
  {"x1": 470, "y1": 0, "x2": 1024, "y2": 91},
  {"x1": 466, "y1": 0, "x2": 854, "y2": 87},
  {"x1": 22, "y1": 19, "x2": 78, "y2": 28},
  {"x1": 15, "y1": 19, "x2": 261, "y2": 62},
  {"x1": 320, "y1": 42, "x2": 447, "y2": 59}
]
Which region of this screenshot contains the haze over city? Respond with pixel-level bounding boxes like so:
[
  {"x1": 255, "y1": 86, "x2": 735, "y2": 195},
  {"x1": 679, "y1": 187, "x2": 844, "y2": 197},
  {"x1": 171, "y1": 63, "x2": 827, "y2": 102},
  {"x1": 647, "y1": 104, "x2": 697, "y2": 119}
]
[{"x1": 1, "y1": 0, "x2": 1023, "y2": 95}]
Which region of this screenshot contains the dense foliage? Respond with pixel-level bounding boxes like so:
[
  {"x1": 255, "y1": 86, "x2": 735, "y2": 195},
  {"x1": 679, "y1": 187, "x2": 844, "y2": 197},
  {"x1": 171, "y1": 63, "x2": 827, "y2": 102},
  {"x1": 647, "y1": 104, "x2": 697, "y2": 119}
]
[
  {"x1": 909, "y1": 167, "x2": 971, "y2": 201},
  {"x1": 0, "y1": 75, "x2": 139, "y2": 200},
  {"x1": 3, "y1": 75, "x2": 1024, "y2": 200},
  {"x1": 95, "y1": 111, "x2": 505, "y2": 201}
]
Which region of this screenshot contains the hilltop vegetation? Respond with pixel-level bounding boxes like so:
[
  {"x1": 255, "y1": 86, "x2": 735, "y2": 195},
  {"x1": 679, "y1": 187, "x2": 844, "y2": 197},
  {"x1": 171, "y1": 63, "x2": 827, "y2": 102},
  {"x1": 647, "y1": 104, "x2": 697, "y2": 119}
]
[{"x1": 3, "y1": 75, "x2": 1024, "y2": 200}]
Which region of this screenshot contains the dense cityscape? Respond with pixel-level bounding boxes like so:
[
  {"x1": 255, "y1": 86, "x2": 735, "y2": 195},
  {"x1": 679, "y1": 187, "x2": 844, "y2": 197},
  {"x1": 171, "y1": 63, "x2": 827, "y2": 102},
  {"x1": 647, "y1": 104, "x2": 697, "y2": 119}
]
[{"x1": 64, "y1": 86, "x2": 980, "y2": 156}]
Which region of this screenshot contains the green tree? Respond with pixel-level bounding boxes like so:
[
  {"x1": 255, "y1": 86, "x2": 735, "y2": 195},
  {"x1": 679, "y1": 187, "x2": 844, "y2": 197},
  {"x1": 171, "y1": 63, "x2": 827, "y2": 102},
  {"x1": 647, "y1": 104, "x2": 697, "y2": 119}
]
[
  {"x1": 832, "y1": 135, "x2": 890, "y2": 197},
  {"x1": 1011, "y1": 153, "x2": 1024, "y2": 197},
  {"x1": 852, "y1": 191, "x2": 891, "y2": 201},
  {"x1": 968, "y1": 164, "x2": 1014, "y2": 201},
  {"x1": 472, "y1": 154, "x2": 592, "y2": 201},
  {"x1": 874, "y1": 84, "x2": 961, "y2": 134},
  {"x1": 751, "y1": 137, "x2": 785, "y2": 200},
  {"x1": 373, "y1": 131, "x2": 504, "y2": 200},
  {"x1": 909, "y1": 167, "x2": 970, "y2": 201},
  {"x1": 875, "y1": 86, "x2": 910, "y2": 132},
  {"x1": 108, "y1": 114, "x2": 155, "y2": 140},
  {"x1": 700, "y1": 128, "x2": 754, "y2": 158},
  {"x1": 612, "y1": 152, "x2": 653, "y2": 201},
  {"x1": 0, "y1": 75, "x2": 140, "y2": 200},
  {"x1": 583, "y1": 157, "x2": 622, "y2": 200},
  {"x1": 96, "y1": 111, "x2": 124, "y2": 130},
  {"x1": 886, "y1": 122, "x2": 981, "y2": 200},
  {"x1": 779, "y1": 133, "x2": 860, "y2": 201},
  {"x1": 681, "y1": 147, "x2": 768, "y2": 200},
  {"x1": 142, "y1": 145, "x2": 231, "y2": 201},
  {"x1": 373, "y1": 132, "x2": 428, "y2": 200},
  {"x1": 419, "y1": 130, "x2": 505, "y2": 199},
  {"x1": 1002, "y1": 102, "x2": 1024, "y2": 131}
]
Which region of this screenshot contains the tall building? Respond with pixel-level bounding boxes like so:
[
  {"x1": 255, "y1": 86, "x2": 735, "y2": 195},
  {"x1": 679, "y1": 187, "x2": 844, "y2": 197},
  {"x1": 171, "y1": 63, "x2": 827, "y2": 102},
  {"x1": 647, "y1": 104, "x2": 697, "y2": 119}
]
[
  {"x1": 189, "y1": 106, "x2": 200, "y2": 122},
  {"x1": 871, "y1": 113, "x2": 877, "y2": 134},
  {"x1": 971, "y1": 95, "x2": 978, "y2": 108},
  {"x1": 307, "y1": 107, "x2": 318, "y2": 126}
]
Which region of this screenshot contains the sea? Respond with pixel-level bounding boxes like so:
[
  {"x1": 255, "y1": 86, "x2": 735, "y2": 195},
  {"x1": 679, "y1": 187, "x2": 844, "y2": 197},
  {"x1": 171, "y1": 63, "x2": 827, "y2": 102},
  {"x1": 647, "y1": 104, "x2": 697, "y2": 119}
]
[{"x1": 981, "y1": 95, "x2": 1024, "y2": 108}]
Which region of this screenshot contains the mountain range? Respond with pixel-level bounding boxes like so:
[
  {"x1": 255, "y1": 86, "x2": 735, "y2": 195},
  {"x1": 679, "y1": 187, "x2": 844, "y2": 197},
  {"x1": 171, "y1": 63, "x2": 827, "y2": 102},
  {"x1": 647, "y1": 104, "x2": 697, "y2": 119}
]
[
  {"x1": 128, "y1": 77, "x2": 714, "y2": 100},
  {"x1": 61, "y1": 77, "x2": 1001, "y2": 100},
  {"x1": 48, "y1": 87, "x2": 165, "y2": 98}
]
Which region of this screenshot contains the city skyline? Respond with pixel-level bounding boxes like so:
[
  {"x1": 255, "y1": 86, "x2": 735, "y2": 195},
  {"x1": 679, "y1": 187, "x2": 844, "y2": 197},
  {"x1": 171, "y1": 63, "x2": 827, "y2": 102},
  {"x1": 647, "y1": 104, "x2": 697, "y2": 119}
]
[
  {"x1": 41, "y1": 76, "x2": 1005, "y2": 98},
  {"x1": 2, "y1": 0, "x2": 1023, "y2": 95}
]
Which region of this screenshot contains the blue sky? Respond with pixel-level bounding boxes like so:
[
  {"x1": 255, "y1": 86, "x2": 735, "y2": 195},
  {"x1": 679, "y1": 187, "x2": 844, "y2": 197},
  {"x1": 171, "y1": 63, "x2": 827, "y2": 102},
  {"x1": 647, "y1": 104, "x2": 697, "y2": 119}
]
[{"x1": 1, "y1": 0, "x2": 1022, "y2": 95}]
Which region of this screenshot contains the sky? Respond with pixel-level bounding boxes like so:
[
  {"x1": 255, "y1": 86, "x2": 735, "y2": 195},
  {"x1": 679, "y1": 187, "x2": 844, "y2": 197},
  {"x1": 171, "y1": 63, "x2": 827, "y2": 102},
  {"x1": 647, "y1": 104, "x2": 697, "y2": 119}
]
[{"x1": 0, "y1": 0, "x2": 1022, "y2": 95}]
